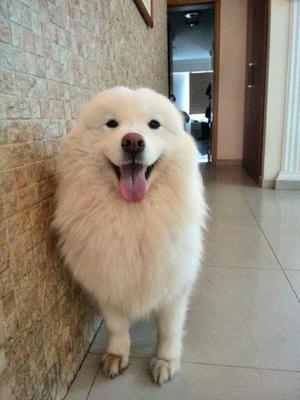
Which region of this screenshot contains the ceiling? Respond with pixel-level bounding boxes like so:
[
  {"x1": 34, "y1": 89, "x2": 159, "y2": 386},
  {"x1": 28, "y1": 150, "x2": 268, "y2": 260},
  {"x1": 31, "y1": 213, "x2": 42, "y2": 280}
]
[{"x1": 168, "y1": 6, "x2": 214, "y2": 62}]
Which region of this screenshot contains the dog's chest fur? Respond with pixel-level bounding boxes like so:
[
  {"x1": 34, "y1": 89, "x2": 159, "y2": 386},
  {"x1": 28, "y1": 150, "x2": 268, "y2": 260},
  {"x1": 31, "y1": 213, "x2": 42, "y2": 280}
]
[{"x1": 55, "y1": 177, "x2": 202, "y2": 317}]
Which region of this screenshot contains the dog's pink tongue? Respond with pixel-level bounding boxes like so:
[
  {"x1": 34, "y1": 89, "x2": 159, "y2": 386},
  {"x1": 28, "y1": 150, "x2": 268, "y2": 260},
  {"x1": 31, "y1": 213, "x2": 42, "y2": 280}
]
[{"x1": 119, "y1": 164, "x2": 147, "y2": 202}]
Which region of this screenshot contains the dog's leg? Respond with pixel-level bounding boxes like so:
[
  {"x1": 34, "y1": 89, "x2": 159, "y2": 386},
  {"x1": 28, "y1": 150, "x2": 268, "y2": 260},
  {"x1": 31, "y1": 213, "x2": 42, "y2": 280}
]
[
  {"x1": 151, "y1": 294, "x2": 189, "y2": 384},
  {"x1": 100, "y1": 306, "x2": 130, "y2": 379}
]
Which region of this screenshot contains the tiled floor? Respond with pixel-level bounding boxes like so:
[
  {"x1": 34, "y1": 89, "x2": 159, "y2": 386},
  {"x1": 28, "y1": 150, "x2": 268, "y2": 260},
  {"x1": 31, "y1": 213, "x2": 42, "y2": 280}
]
[{"x1": 65, "y1": 166, "x2": 300, "y2": 400}]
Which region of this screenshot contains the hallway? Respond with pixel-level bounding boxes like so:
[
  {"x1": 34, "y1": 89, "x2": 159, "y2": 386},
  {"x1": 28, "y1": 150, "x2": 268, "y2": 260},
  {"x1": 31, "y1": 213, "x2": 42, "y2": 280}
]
[{"x1": 66, "y1": 166, "x2": 300, "y2": 400}]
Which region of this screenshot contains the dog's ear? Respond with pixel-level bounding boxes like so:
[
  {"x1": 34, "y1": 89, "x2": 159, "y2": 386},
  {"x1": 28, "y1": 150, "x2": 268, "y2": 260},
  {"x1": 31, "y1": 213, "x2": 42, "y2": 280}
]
[
  {"x1": 79, "y1": 87, "x2": 133, "y2": 130},
  {"x1": 168, "y1": 101, "x2": 188, "y2": 132},
  {"x1": 179, "y1": 110, "x2": 186, "y2": 127},
  {"x1": 79, "y1": 97, "x2": 102, "y2": 130}
]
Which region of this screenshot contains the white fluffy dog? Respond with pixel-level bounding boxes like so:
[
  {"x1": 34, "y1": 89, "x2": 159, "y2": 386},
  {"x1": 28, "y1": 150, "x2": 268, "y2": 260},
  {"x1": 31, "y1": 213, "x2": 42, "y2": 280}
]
[{"x1": 54, "y1": 87, "x2": 206, "y2": 384}]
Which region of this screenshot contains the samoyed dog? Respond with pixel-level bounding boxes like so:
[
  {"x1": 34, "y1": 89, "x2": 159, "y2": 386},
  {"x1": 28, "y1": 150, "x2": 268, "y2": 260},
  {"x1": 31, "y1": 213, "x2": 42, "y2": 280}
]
[{"x1": 54, "y1": 87, "x2": 206, "y2": 384}]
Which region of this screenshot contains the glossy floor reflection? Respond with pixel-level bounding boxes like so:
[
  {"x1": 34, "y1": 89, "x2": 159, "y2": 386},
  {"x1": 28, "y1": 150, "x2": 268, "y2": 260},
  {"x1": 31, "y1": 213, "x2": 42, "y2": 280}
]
[{"x1": 66, "y1": 165, "x2": 300, "y2": 400}]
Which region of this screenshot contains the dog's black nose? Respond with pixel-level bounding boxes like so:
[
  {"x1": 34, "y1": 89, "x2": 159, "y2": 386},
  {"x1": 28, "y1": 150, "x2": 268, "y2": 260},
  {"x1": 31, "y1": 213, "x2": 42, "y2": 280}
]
[{"x1": 121, "y1": 133, "x2": 145, "y2": 154}]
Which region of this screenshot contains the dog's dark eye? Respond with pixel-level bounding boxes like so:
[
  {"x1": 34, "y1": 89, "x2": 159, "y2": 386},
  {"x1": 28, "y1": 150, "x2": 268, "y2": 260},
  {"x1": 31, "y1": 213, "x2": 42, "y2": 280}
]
[
  {"x1": 106, "y1": 119, "x2": 119, "y2": 128},
  {"x1": 148, "y1": 120, "x2": 160, "y2": 129}
]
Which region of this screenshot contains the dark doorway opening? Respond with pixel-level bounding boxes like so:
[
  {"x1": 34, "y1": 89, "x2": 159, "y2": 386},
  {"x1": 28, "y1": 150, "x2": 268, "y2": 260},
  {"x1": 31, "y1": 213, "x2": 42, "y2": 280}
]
[{"x1": 167, "y1": 2, "x2": 219, "y2": 164}]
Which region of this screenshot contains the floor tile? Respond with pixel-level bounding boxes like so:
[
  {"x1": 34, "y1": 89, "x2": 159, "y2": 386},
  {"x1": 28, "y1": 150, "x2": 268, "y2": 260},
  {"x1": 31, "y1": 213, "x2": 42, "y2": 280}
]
[
  {"x1": 88, "y1": 358, "x2": 300, "y2": 400},
  {"x1": 286, "y1": 270, "x2": 300, "y2": 300},
  {"x1": 207, "y1": 200, "x2": 257, "y2": 226},
  {"x1": 91, "y1": 268, "x2": 300, "y2": 371},
  {"x1": 230, "y1": 165, "x2": 257, "y2": 185},
  {"x1": 65, "y1": 354, "x2": 100, "y2": 400},
  {"x1": 247, "y1": 198, "x2": 300, "y2": 226},
  {"x1": 205, "y1": 181, "x2": 242, "y2": 196},
  {"x1": 200, "y1": 164, "x2": 233, "y2": 179},
  {"x1": 90, "y1": 318, "x2": 157, "y2": 358},
  {"x1": 204, "y1": 223, "x2": 279, "y2": 269},
  {"x1": 183, "y1": 268, "x2": 300, "y2": 370},
  {"x1": 261, "y1": 224, "x2": 300, "y2": 270},
  {"x1": 239, "y1": 186, "x2": 300, "y2": 226}
]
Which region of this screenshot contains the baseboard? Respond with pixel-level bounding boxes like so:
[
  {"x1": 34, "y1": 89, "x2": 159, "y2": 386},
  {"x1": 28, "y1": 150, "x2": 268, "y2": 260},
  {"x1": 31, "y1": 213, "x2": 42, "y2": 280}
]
[
  {"x1": 216, "y1": 159, "x2": 242, "y2": 166},
  {"x1": 260, "y1": 176, "x2": 300, "y2": 190},
  {"x1": 260, "y1": 178, "x2": 275, "y2": 189},
  {"x1": 275, "y1": 172, "x2": 300, "y2": 190},
  {"x1": 275, "y1": 180, "x2": 300, "y2": 190}
]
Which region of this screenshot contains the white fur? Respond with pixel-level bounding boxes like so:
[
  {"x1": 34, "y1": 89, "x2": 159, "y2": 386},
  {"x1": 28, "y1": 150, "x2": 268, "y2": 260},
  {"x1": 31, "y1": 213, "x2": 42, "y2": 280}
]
[{"x1": 53, "y1": 87, "x2": 207, "y2": 384}]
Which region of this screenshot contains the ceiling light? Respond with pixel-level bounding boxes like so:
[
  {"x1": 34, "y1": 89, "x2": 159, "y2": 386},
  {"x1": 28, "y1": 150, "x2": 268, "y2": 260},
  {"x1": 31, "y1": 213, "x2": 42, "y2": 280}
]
[{"x1": 185, "y1": 12, "x2": 200, "y2": 27}]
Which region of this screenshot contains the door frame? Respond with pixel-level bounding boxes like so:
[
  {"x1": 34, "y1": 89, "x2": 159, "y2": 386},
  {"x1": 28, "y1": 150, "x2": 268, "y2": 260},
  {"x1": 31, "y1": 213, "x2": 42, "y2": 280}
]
[{"x1": 167, "y1": 0, "x2": 220, "y2": 164}]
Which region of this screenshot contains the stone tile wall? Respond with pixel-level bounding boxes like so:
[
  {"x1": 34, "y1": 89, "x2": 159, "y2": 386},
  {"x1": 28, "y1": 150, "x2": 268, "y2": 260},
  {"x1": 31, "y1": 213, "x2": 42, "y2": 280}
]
[{"x1": 0, "y1": 1, "x2": 167, "y2": 398}]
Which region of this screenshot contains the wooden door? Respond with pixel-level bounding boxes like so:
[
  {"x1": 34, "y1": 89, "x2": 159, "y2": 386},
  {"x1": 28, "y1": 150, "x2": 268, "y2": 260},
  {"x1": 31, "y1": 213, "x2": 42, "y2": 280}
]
[
  {"x1": 243, "y1": 0, "x2": 269, "y2": 183},
  {"x1": 167, "y1": 22, "x2": 174, "y2": 97}
]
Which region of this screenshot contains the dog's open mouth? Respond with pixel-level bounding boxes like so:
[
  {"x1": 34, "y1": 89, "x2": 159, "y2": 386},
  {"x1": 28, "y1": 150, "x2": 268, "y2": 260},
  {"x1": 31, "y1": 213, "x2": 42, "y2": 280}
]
[{"x1": 110, "y1": 160, "x2": 156, "y2": 203}]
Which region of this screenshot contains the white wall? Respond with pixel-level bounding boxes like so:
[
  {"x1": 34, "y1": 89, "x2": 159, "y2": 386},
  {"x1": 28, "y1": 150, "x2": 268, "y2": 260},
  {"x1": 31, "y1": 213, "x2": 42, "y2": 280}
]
[
  {"x1": 173, "y1": 72, "x2": 190, "y2": 112},
  {"x1": 217, "y1": 0, "x2": 247, "y2": 160},
  {"x1": 262, "y1": 0, "x2": 290, "y2": 187}
]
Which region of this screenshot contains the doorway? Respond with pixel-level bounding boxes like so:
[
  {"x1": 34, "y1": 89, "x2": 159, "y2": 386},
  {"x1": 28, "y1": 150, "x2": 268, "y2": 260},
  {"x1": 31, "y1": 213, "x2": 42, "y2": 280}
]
[{"x1": 167, "y1": 0, "x2": 220, "y2": 164}]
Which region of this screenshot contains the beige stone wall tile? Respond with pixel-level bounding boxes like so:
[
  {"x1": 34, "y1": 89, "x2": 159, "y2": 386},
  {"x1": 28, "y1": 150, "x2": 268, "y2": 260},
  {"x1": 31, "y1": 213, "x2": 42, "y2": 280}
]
[{"x1": 0, "y1": 0, "x2": 167, "y2": 398}]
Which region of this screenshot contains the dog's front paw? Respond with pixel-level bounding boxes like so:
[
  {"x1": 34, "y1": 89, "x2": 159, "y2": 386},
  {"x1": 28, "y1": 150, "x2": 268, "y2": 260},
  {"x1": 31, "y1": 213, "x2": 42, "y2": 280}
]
[
  {"x1": 150, "y1": 357, "x2": 179, "y2": 384},
  {"x1": 100, "y1": 352, "x2": 129, "y2": 379}
]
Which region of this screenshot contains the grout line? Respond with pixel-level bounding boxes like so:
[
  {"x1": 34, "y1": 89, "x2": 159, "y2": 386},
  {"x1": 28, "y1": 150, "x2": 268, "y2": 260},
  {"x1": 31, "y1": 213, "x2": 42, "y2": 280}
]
[
  {"x1": 88, "y1": 353, "x2": 300, "y2": 374},
  {"x1": 63, "y1": 319, "x2": 103, "y2": 400},
  {"x1": 180, "y1": 359, "x2": 300, "y2": 374},
  {"x1": 85, "y1": 360, "x2": 102, "y2": 400},
  {"x1": 96, "y1": 355, "x2": 300, "y2": 374},
  {"x1": 202, "y1": 264, "x2": 280, "y2": 271},
  {"x1": 231, "y1": 168, "x2": 300, "y2": 303},
  {"x1": 85, "y1": 320, "x2": 105, "y2": 400},
  {"x1": 285, "y1": 268, "x2": 300, "y2": 271}
]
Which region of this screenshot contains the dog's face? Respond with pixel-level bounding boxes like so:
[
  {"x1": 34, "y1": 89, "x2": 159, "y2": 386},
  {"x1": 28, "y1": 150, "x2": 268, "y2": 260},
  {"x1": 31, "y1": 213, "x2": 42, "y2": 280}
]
[{"x1": 71, "y1": 87, "x2": 186, "y2": 203}]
